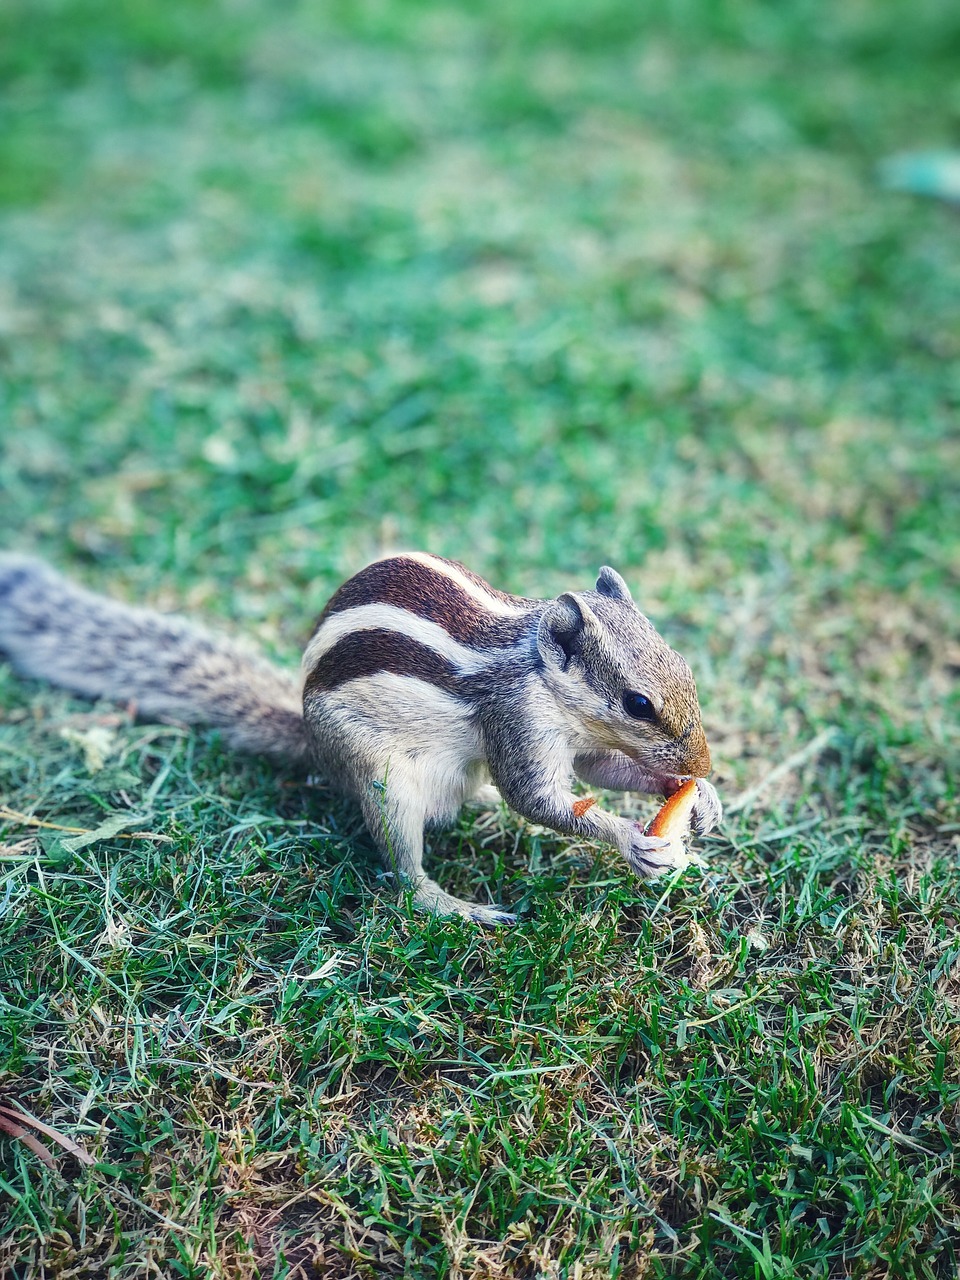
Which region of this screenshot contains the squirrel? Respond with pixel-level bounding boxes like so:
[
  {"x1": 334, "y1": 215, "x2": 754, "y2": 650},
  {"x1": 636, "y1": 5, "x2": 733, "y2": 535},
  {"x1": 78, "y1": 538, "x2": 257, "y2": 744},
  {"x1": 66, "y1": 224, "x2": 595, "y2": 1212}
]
[{"x1": 0, "y1": 551, "x2": 722, "y2": 925}]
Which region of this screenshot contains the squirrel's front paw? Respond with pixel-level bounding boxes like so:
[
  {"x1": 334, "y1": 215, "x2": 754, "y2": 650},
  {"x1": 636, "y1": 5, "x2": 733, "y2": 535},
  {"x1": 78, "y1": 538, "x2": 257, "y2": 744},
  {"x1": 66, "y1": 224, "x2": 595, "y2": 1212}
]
[
  {"x1": 622, "y1": 828, "x2": 689, "y2": 877},
  {"x1": 690, "y1": 779, "x2": 723, "y2": 836}
]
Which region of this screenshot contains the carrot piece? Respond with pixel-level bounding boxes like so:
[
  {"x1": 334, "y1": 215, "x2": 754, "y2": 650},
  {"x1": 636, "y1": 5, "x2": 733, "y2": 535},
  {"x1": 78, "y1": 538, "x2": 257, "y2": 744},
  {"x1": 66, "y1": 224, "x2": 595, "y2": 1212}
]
[{"x1": 646, "y1": 779, "x2": 699, "y2": 844}]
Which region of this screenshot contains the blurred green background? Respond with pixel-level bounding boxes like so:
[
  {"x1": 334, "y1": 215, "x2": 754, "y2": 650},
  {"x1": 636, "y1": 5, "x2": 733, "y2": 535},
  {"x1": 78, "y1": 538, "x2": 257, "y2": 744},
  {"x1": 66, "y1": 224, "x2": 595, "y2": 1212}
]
[
  {"x1": 2, "y1": 0, "x2": 957, "y2": 607},
  {"x1": 2, "y1": 0, "x2": 959, "y2": 1276}
]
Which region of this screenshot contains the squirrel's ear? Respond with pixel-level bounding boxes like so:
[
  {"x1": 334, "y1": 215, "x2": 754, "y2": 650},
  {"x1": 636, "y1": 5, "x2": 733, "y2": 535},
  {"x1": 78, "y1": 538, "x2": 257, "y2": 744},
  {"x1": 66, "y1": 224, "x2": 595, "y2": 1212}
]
[
  {"x1": 596, "y1": 566, "x2": 633, "y2": 603},
  {"x1": 538, "y1": 593, "x2": 601, "y2": 668}
]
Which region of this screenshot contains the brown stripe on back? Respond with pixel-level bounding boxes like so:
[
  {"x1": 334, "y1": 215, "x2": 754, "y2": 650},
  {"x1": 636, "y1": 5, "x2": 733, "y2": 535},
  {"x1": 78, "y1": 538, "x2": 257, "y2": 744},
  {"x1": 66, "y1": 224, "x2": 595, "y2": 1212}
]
[
  {"x1": 313, "y1": 556, "x2": 534, "y2": 647},
  {"x1": 304, "y1": 628, "x2": 467, "y2": 697}
]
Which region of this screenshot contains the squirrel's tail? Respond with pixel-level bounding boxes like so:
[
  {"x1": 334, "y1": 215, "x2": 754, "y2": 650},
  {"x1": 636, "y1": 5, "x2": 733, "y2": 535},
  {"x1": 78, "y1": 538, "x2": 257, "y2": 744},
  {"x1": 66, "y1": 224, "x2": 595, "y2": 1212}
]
[{"x1": 0, "y1": 555, "x2": 310, "y2": 767}]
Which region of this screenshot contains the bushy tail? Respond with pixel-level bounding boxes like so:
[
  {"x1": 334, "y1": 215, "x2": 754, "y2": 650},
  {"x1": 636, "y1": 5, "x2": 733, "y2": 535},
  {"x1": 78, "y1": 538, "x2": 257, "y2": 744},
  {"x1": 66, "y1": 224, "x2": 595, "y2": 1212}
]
[{"x1": 0, "y1": 555, "x2": 310, "y2": 767}]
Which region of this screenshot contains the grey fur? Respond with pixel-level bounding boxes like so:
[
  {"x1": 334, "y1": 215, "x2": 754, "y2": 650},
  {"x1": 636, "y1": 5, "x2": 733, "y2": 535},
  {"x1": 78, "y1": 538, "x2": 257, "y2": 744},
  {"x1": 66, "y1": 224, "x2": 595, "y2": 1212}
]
[
  {"x1": 0, "y1": 555, "x2": 308, "y2": 766},
  {"x1": 0, "y1": 552, "x2": 722, "y2": 924}
]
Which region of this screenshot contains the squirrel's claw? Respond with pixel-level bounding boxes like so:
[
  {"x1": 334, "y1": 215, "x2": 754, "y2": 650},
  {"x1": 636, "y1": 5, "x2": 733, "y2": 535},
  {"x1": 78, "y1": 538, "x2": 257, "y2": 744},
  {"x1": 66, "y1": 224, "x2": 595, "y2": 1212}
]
[
  {"x1": 469, "y1": 904, "x2": 516, "y2": 927},
  {"x1": 623, "y1": 831, "x2": 682, "y2": 877},
  {"x1": 690, "y1": 779, "x2": 723, "y2": 836}
]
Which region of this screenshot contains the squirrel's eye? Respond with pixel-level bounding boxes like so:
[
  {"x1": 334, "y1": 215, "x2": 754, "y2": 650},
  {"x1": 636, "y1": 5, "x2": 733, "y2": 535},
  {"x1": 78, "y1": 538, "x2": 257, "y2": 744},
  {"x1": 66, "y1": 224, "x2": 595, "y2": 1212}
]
[{"x1": 622, "y1": 690, "x2": 656, "y2": 721}]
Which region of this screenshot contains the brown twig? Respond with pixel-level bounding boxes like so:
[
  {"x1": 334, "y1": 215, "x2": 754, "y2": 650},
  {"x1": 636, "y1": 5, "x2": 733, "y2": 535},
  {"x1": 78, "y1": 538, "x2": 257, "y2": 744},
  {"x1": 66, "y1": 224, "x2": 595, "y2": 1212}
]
[
  {"x1": 0, "y1": 806, "x2": 172, "y2": 843},
  {"x1": 0, "y1": 1102, "x2": 95, "y2": 1167}
]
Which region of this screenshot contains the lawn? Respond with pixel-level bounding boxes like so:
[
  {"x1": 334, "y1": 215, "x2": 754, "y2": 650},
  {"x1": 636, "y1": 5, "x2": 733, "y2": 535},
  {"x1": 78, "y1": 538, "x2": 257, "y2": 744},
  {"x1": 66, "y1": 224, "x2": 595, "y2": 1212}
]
[{"x1": 1, "y1": 0, "x2": 959, "y2": 1276}]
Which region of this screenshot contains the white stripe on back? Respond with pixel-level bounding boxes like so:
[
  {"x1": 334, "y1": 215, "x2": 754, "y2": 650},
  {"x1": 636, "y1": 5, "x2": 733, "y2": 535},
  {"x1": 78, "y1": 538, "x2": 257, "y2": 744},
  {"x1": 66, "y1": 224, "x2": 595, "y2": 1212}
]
[
  {"x1": 302, "y1": 602, "x2": 522, "y2": 674},
  {"x1": 395, "y1": 553, "x2": 529, "y2": 617},
  {"x1": 321, "y1": 671, "x2": 482, "y2": 755}
]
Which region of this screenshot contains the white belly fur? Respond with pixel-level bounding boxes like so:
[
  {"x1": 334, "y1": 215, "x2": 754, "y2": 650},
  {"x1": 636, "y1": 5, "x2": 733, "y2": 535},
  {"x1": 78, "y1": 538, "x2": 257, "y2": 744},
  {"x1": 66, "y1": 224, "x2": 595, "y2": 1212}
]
[{"x1": 317, "y1": 672, "x2": 487, "y2": 823}]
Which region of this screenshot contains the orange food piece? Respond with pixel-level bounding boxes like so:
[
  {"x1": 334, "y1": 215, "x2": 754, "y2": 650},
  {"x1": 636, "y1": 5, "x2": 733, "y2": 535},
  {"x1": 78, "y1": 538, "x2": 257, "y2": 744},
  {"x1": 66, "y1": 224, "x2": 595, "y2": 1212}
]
[
  {"x1": 646, "y1": 779, "x2": 699, "y2": 847},
  {"x1": 572, "y1": 795, "x2": 597, "y2": 818}
]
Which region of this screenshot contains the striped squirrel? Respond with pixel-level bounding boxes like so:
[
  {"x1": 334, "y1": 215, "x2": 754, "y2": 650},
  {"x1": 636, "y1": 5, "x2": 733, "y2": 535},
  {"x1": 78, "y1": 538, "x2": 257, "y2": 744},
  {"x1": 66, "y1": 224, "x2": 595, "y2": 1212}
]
[{"x1": 0, "y1": 552, "x2": 721, "y2": 924}]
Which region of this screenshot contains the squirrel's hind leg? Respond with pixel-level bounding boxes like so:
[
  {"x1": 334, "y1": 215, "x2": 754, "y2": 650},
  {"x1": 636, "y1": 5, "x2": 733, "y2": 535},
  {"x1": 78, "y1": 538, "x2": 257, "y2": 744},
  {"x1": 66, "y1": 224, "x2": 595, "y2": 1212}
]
[{"x1": 359, "y1": 759, "x2": 515, "y2": 927}]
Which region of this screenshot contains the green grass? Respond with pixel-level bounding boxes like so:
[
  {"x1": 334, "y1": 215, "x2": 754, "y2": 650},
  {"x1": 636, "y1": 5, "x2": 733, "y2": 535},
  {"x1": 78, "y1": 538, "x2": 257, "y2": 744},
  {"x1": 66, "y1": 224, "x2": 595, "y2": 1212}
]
[{"x1": 1, "y1": 0, "x2": 959, "y2": 1275}]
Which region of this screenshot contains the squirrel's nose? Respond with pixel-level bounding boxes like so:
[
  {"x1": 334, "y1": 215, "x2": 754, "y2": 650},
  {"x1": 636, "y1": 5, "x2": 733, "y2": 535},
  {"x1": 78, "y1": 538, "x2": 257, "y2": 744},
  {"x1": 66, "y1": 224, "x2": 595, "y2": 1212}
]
[{"x1": 682, "y1": 727, "x2": 712, "y2": 778}]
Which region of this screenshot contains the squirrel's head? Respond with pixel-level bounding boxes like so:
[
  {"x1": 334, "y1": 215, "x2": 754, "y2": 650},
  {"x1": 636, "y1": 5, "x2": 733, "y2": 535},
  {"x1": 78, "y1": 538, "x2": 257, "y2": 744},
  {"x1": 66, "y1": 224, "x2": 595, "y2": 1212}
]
[{"x1": 536, "y1": 566, "x2": 712, "y2": 779}]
